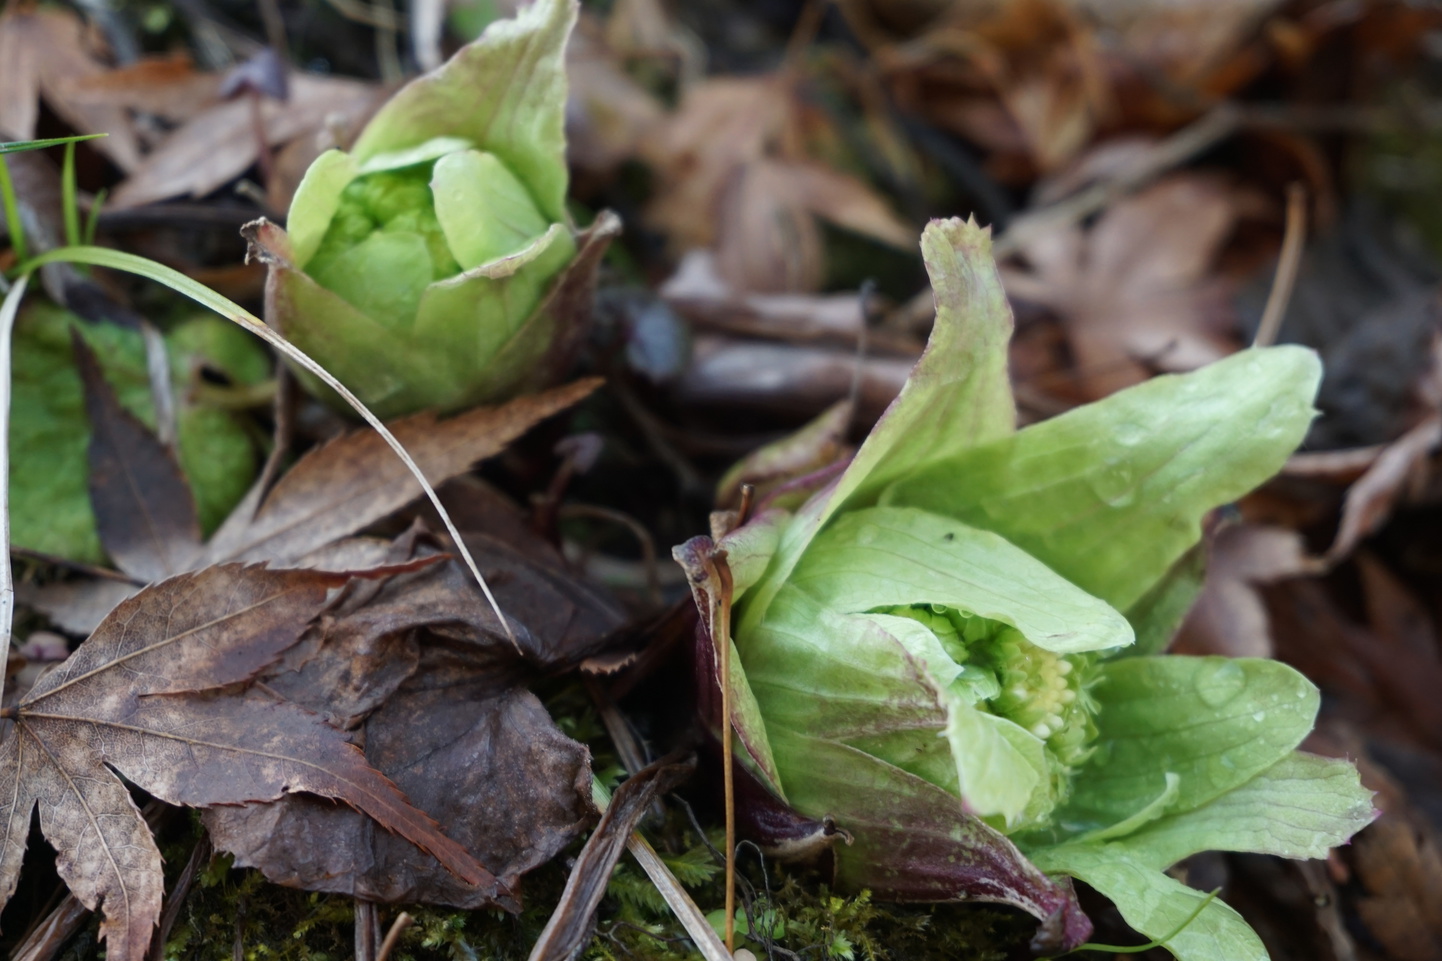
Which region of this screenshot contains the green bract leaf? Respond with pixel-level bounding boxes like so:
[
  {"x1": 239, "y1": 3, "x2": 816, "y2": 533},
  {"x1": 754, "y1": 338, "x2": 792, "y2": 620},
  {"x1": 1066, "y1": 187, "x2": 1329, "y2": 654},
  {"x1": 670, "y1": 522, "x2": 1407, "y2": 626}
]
[
  {"x1": 349, "y1": 0, "x2": 573, "y2": 223},
  {"x1": 1054, "y1": 657, "x2": 1318, "y2": 835},
  {"x1": 791, "y1": 506, "x2": 1132, "y2": 655},
  {"x1": 736, "y1": 217, "x2": 1016, "y2": 638},
  {"x1": 884, "y1": 346, "x2": 1323, "y2": 611},
  {"x1": 287, "y1": 149, "x2": 360, "y2": 269},
  {"x1": 433, "y1": 149, "x2": 551, "y2": 268},
  {"x1": 768, "y1": 726, "x2": 1081, "y2": 921},
  {"x1": 307, "y1": 230, "x2": 438, "y2": 330},
  {"x1": 1030, "y1": 845, "x2": 1266, "y2": 961}
]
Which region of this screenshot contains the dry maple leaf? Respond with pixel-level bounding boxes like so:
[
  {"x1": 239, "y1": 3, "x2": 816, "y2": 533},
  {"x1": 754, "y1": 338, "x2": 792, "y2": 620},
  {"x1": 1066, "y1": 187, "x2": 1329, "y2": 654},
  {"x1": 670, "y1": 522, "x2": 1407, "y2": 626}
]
[
  {"x1": 0, "y1": 564, "x2": 497, "y2": 961},
  {"x1": 22, "y1": 378, "x2": 603, "y2": 640},
  {"x1": 75, "y1": 331, "x2": 202, "y2": 583}
]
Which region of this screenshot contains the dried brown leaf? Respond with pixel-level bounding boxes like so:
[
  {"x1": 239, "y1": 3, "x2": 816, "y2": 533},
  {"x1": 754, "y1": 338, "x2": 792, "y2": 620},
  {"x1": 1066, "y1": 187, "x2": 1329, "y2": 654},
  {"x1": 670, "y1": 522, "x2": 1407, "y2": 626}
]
[
  {"x1": 781, "y1": 160, "x2": 915, "y2": 249},
  {"x1": 639, "y1": 76, "x2": 785, "y2": 250},
  {"x1": 1326, "y1": 414, "x2": 1441, "y2": 562},
  {"x1": 1002, "y1": 174, "x2": 1243, "y2": 398},
  {"x1": 1173, "y1": 523, "x2": 1317, "y2": 658},
  {"x1": 56, "y1": 54, "x2": 222, "y2": 124},
  {"x1": 661, "y1": 250, "x2": 874, "y2": 345},
  {"x1": 1071, "y1": 0, "x2": 1283, "y2": 86},
  {"x1": 108, "y1": 73, "x2": 378, "y2": 208},
  {"x1": 566, "y1": 23, "x2": 664, "y2": 175},
  {"x1": 201, "y1": 379, "x2": 601, "y2": 567},
  {"x1": 1352, "y1": 812, "x2": 1442, "y2": 961},
  {"x1": 16, "y1": 579, "x2": 141, "y2": 637},
  {"x1": 0, "y1": 564, "x2": 497, "y2": 961},
  {"x1": 1266, "y1": 566, "x2": 1442, "y2": 754},
  {"x1": 715, "y1": 158, "x2": 825, "y2": 293},
  {"x1": 678, "y1": 335, "x2": 912, "y2": 420},
  {"x1": 204, "y1": 540, "x2": 625, "y2": 906},
  {"x1": 0, "y1": 8, "x2": 140, "y2": 169},
  {"x1": 75, "y1": 332, "x2": 202, "y2": 583}
]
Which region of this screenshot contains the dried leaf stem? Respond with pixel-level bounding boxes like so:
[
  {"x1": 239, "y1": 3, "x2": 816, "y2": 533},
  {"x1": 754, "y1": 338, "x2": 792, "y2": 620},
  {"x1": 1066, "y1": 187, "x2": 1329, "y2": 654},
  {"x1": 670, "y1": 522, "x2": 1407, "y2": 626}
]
[
  {"x1": 715, "y1": 553, "x2": 737, "y2": 954},
  {"x1": 0, "y1": 273, "x2": 31, "y2": 708}
]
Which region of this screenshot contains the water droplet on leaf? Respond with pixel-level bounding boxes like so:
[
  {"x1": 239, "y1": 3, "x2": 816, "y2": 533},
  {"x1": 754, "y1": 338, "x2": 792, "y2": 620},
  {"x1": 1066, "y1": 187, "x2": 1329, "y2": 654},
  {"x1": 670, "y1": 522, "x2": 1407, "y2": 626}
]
[{"x1": 1195, "y1": 660, "x2": 1246, "y2": 707}]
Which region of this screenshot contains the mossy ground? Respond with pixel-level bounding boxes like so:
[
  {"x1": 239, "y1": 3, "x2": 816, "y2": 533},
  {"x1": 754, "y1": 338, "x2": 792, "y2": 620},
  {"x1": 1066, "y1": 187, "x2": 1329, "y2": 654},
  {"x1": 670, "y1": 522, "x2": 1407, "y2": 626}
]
[
  {"x1": 35, "y1": 682, "x2": 1031, "y2": 961},
  {"x1": 139, "y1": 834, "x2": 1029, "y2": 961}
]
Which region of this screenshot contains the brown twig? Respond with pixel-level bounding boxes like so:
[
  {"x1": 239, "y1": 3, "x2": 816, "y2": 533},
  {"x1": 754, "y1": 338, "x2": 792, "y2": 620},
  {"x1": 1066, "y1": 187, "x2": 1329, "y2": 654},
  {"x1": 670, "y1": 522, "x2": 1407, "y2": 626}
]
[
  {"x1": 354, "y1": 900, "x2": 380, "y2": 961},
  {"x1": 557, "y1": 503, "x2": 662, "y2": 608},
  {"x1": 1254, "y1": 183, "x2": 1308, "y2": 349},
  {"x1": 375, "y1": 912, "x2": 413, "y2": 961}
]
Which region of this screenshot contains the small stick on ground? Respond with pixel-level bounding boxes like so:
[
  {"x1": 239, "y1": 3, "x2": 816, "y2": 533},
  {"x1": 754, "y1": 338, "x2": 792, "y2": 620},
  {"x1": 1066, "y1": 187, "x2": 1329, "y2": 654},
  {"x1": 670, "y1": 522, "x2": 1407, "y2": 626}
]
[
  {"x1": 1254, "y1": 183, "x2": 1308, "y2": 349},
  {"x1": 375, "y1": 912, "x2": 413, "y2": 961}
]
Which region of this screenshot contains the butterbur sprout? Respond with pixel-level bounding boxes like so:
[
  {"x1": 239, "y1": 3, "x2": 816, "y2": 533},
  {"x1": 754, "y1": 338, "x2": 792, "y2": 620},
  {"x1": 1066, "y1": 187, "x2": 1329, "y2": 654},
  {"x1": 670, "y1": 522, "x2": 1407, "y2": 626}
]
[
  {"x1": 676, "y1": 218, "x2": 1377, "y2": 960},
  {"x1": 244, "y1": 0, "x2": 617, "y2": 418}
]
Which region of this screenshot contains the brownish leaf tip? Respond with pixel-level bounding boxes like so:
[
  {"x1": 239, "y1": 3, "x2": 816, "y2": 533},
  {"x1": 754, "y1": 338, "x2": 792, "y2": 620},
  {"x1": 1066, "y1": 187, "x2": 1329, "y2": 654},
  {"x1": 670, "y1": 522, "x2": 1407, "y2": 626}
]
[{"x1": 73, "y1": 329, "x2": 204, "y2": 583}]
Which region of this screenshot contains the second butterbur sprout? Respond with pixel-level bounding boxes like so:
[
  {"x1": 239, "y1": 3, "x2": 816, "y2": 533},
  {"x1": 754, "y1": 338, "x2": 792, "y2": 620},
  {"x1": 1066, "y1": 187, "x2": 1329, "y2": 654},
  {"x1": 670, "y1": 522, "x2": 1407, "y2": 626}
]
[{"x1": 248, "y1": 0, "x2": 608, "y2": 419}]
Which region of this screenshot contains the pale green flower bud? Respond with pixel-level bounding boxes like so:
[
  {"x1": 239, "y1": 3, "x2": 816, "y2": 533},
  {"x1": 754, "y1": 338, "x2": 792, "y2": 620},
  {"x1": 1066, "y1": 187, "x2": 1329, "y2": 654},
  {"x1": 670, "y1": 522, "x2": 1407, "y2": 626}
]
[{"x1": 245, "y1": 0, "x2": 617, "y2": 418}]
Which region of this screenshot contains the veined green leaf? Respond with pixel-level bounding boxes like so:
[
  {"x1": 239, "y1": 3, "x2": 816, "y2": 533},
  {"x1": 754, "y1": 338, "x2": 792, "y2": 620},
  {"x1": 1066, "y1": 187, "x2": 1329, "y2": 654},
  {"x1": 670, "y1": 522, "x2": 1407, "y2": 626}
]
[
  {"x1": 768, "y1": 726, "x2": 1080, "y2": 920},
  {"x1": 356, "y1": 135, "x2": 473, "y2": 175},
  {"x1": 307, "y1": 230, "x2": 436, "y2": 331},
  {"x1": 836, "y1": 218, "x2": 1017, "y2": 508},
  {"x1": 790, "y1": 506, "x2": 1132, "y2": 655},
  {"x1": 747, "y1": 594, "x2": 1048, "y2": 824},
  {"x1": 266, "y1": 258, "x2": 434, "y2": 417},
  {"x1": 745, "y1": 594, "x2": 950, "y2": 751},
  {"x1": 1056, "y1": 656, "x2": 1318, "y2": 834},
  {"x1": 884, "y1": 346, "x2": 1322, "y2": 611},
  {"x1": 1106, "y1": 751, "x2": 1376, "y2": 869},
  {"x1": 1030, "y1": 845, "x2": 1266, "y2": 961},
  {"x1": 413, "y1": 223, "x2": 574, "y2": 393}
]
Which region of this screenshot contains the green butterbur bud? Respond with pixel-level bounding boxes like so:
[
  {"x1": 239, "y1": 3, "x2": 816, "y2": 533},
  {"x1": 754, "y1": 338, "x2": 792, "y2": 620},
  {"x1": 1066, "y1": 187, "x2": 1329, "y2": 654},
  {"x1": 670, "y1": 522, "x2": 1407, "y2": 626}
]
[
  {"x1": 246, "y1": 0, "x2": 615, "y2": 418},
  {"x1": 678, "y1": 217, "x2": 1377, "y2": 958}
]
